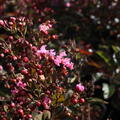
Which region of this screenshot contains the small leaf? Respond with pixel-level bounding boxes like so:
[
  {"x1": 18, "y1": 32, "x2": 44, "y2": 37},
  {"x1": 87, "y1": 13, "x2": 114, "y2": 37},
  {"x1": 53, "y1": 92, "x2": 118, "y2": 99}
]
[
  {"x1": 34, "y1": 113, "x2": 43, "y2": 120},
  {"x1": 68, "y1": 76, "x2": 77, "y2": 83},
  {"x1": 4, "y1": 105, "x2": 8, "y2": 112},
  {"x1": 52, "y1": 93, "x2": 65, "y2": 104},
  {"x1": 57, "y1": 95, "x2": 65, "y2": 102},
  {"x1": 109, "y1": 85, "x2": 115, "y2": 98},
  {"x1": 42, "y1": 110, "x2": 51, "y2": 120},
  {"x1": 31, "y1": 68, "x2": 36, "y2": 75},
  {"x1": 112, "y1": 45, "x2": 120, "y2": 53},
  {"x1": 24, "y1": 26, "x2": 27, "y2": 36},
  {"x1": 75, "y1": 53, "x2": 81, "y2": 59},
  {"x1": 96, "y1": 51, "x2": 111, "y2": 65},
  {"x1": 87, "y1": 98, "x2": 108, "y2": 104}
]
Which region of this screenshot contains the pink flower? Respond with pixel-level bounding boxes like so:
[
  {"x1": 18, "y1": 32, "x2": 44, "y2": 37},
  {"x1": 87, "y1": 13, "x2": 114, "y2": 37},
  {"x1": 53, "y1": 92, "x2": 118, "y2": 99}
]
[
  {"x1": 62, "y1": 58, "x2": 74, "y2": 70},
  {"x1": 53, "y1": 51, "x2": 67, "y2": 66},
  {"x1": 39, "y1": 23, "x2": 52, "y2": 34},
  {"x1": 62, "y1": 58, "x2": 70, "y2": 65},
  {"x1": 37, "y1": 45, "x2": 49, "y2": 55},
  {"x1": 11, "y1": 89, "x2": 19, "y2": 95},
  {"x1": 75, "y1": 84, "x2": 85, "y2": 92},
  {"x1": 42, "y1": 97, "x2": 51, "y2": 109},
  {"x1": 36, "y1": 45, "x2": 74, "y2": 70},
  {"x1": 49, "y1": 49, "x2": 56, "y2": 57},
  {"x1": 66, "y1": 62, "x2": 74, "y2": 70},
  {"x1": 54, "y1": 56, "x2": 62, "y2": 66},
  {"x1": 59, "y1": 51, "x2": 67, "y2": 57},
  {"x1": 17, "y1": 81, "x2": 26, "y2": 89}
]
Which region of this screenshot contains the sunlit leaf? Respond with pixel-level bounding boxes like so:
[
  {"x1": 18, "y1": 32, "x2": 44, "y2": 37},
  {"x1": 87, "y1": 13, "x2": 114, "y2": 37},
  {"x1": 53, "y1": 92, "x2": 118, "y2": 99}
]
[
  {"x1": 87, "y1": 98, "x2": 108, "y2": 104},
  {"x1": 34, "y1": 113, "x2": 43, "y2": 120},
  {"x1": 4, "y1": 105, "x2": 8, "y2": 112},
  {"x1": 31, "y1": 68, "x2": 36, "y2": 75},
  {"x1": 112, "y1": 45, "x2": 120, "y2": 53},
  {"x1": 75, "y1": 53, "x2": 81, "y2": 59},
  {"x1": 52, "y1": 93, "x2": 65, "y2": 104},
  {"x1": 68, "y1": 76, "x2": 77, "y2": 83},
  {"x1": 43, "y1": 110, "x2": 51, "y2": 120},
  {"x1": 96, "y1": 51, "x2": 111, "y2": 65},
  {"x1": 57, "y1": 95, "x2": 65, "y2": 102}
]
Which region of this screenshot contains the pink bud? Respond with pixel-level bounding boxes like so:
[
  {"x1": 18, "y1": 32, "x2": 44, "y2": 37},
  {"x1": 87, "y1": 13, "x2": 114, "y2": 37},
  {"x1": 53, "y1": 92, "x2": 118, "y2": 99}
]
[
  {"x1": 10, "y1": 103, "x2": 15, "y2": 107},
  {"x1": 12, "y1": 56, "x2": 17, "y2": 60},
  {"x1": 31, "y1": 46, "x2": 37, "y2": 52},
  {"x1": 23, "y1": 57, "x2": 29, "y2": 63},
  {"x1": 0, "y1": 20, "x2": 4, "y2": 27},
  {"x1": 52, "y1": 34, "x2": 58, "y2": 39},
  {"x1": 66, "y1": 2, "x2": 71, "y2": 7},
  {"x1": 10, "y1": 66, "x2": 14, "y2": 72},
  {"x1": 9, "y1": 22, "x2": 14, "y2": 26},
  {"x1": 27, "y1": 114, "x2": 32, "y2": 118},
  {"x1": 36, "y1": 101, "x2": 41, "y2": 106},
  {"x1": 42, "y1": 102, "x2": 49, "y2": 109},
  {"x1": 37, "y1": 64, "x2": 42, "y2": 69},
  {"x1": 79, "y1": 98, "x2": 85, "y2": 103},
  {"x1": 71, "y1": 98, "x2": 78, "y2": 104},
  {"x1": 9, "y1": 36, "x2": 14, "y2": 41},
  {"x1": 21, "y1": 69, "x2": 28, "y2": 75},
  {"x1": 0, "y1": 65, "x2": 3, "y2": 71},
  {"x1": 75, "y1": 84, "x2": 85, "y2": 92},
  {"x1": 4, "y1": 49, "x2": 9, "y2": 53},
  {"x1": 0, "y1": 53, "x2": 4, "y2": 57},
  {"x1": 18, "y1": 109, "x2": 24, "y2": 116},
  {"x1": 10, "y1": 17, "x2": 16, "y2": 22}
]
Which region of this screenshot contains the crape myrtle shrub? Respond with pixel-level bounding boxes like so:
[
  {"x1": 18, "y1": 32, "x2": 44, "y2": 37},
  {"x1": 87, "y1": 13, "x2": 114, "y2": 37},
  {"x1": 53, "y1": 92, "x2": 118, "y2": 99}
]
[{"x1": 0, "y1": 0, "x2": 120, "y2": 120}]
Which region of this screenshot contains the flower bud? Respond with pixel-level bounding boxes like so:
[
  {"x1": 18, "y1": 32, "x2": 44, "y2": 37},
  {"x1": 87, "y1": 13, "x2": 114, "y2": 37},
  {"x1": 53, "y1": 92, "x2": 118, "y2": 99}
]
[
  {"x1": 0, "y1": 65, "x2": 3, "y2": 71},
  {"x1": 75, "y1": 84, "x2": 85, "y2": 92},
  {"x1": 0, "y1": 20, "x2": 4, "y2": 27},
  {"x1": 79, "y1": 98, "x2": 85, "y2": 103}
]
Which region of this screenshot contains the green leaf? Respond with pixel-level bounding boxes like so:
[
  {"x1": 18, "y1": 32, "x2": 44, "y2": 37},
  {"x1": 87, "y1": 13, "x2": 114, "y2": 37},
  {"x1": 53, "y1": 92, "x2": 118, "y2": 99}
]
[
  {"x1": 76, "y1": 53, "x2": 81, "y2": 59},
  {"x1": 109, "y1": 85, "x2": 115, "y2": 98},
  {"x1": 96, "y1": 51, "x2": 111, "y2": 65},
  {"x1": 112, "y1": 45, "x2": 120, "y2": 53}
]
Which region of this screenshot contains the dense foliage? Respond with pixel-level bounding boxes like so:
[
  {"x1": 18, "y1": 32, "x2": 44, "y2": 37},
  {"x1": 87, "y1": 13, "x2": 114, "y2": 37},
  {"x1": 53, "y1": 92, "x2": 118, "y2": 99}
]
[{"x1": 0, "y1": 0, "x2": 120, "y2": 120}]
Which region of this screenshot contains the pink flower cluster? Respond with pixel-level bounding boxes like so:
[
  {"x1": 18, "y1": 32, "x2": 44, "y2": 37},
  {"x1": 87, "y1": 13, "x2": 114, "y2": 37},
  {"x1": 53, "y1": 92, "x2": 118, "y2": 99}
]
[
  {"x1": 17, "y1": 81, "x2": 26, "y2": 89},
  {"x1": 39, "y1": 23, "x2": 52, "y2": 34},
  {"x1": 36, "y1": 45, "x2": 74, "y2": 70},
  {"x1": 42, "y1": 97, "x2": 52, "y2": 109}
]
